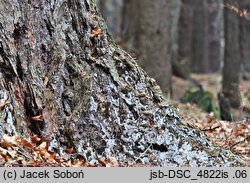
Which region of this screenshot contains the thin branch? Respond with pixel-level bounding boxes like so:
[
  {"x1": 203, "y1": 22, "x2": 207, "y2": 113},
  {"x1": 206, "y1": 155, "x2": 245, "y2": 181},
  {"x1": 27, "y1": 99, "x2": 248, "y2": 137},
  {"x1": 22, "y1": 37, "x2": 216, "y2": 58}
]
[{"x1": 225, "y1": 3, "x2": 250, "y2": 19}]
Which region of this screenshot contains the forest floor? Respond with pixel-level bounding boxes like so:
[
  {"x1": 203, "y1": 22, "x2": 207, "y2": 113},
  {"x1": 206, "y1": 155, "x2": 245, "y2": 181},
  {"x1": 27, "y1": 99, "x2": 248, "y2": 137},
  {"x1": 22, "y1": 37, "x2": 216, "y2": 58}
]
[
  {"x1": 0, "y1": 74, "x2": 250, "y2": 167},
  {"x1": 172, "y1": 73, "x2": 250, "y2": 166}
]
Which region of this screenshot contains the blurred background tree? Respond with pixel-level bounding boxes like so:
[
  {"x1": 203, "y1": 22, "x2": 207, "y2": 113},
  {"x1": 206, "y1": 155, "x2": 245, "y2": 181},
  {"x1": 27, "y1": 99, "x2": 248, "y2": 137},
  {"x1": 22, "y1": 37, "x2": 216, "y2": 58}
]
[
  {"x1": 239, "y1": 0, "x2": 250, "y2": 80},
  {"x1": 96, "y1": 0, "x2": 250, "y2": 120},
  {"x1": 174, "y1": 0, "x2": 193, "y2": 79},
  {"x1": 99, "y1": 0, "x2": 123, "y2": 39},
  {"x1": 223, "y1": 0, "x2": 241, "y2": 109},
  {"x1": 207, "y1": 0, "x2": 223, "y2": 73},
  {"x1": 191, "y1": 0, "x2": 209, "y2": 73}
]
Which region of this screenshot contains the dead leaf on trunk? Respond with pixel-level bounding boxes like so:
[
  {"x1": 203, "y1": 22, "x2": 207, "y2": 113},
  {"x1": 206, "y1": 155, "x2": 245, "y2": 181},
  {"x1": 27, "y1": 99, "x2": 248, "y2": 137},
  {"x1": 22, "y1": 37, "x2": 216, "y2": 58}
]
[
  {"x1": 0, "y1": 100, "x2": 10, "y2": 110},
  {"x1": 90, "y1": 28, "x2": 102, "y2": 37},
  {"x1": 44, "y1": 76, "x2": 49, "y2": 86},
  {"x1": 31, "y1": 115, "x2": 44, "y2": 121}
]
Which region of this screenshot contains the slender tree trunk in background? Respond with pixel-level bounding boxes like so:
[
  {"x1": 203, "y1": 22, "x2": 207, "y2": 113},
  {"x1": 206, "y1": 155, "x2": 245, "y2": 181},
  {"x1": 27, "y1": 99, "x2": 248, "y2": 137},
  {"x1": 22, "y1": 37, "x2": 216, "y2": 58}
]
[
  {"x1": 121, "y1": 0, "x2": 140, "y2": 55},
  {"x1": 122, "y1": 0, "x2": 172, "y2": 95},
  {"x1": 138, "y1": 0, "x2": 172, "y2": 95},
  {"x1": 99, "y1": 0, "x2": 123, "y2": 39},
  {"x1": 174, "y1": 0, "x2": 193, "y2": 79},
  {"x1": 239, "y1": 0, "x2": 250, "y2": 80},
  {"x1": 207, "y1": 0, "x2": 223, "y2": 72},
  {"x1": 223, "y1": 0, "x2": 241, "y2": 108},
  {"x1": 0, "y1": 0, "x2": 243, "y2": 166},
  {"x1": 175, "y1": 0, "x2": 222, "y2": 76},
  {"x1": 169, "y1": 0, "x2": 181, "y2": 73},
  {"x1": 192, "y1": 0, "x2": 209, "y2": 73}
]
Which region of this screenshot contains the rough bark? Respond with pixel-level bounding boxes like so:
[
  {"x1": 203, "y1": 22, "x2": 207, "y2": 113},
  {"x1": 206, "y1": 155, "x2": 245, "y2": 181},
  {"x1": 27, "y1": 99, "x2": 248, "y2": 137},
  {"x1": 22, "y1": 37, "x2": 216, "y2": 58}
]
[
  {"x1": 0, "y1": 0, "x2": 244, "y2": 166},
  {"x1": 222, "y1": 0, "x2": 241, "y2": 108}
]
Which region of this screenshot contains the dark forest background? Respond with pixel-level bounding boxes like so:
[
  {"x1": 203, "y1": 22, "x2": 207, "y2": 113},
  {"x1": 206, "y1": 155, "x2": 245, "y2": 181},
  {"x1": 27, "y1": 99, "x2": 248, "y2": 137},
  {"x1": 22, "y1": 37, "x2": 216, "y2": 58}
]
[{"x1": 96, "y1": 0, "x2": 250, "y2": 121}]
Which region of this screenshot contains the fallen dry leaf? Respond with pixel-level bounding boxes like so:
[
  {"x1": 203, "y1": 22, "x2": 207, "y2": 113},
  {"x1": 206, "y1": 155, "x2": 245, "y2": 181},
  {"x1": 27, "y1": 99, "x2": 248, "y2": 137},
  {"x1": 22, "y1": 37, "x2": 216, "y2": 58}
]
[
  {"x1": 245, "y1": 136, "x2": 250, "y2": 143},
  {"x1": 0, "y1": 135, "x2": 18, "y2": 148},
  {"x1": 31, "y1": 135, "x2": 41, "y2": 144},
  {"x1": 0, "y1": 100, "x2": 10, "y2": 110},
  {"x1": 20, "y1": 139, "x2": 34, "y2": 149},
  {"x1": 37, "y1": 141, "x2": 47, "y2": 150},
  {"x1": 0, "y1": 152, "x2": 9, "y2": 161},
  {"x1": 90, "y1": 28, "x2": 102, "y2": 37},
  {"x1": 87, "y1": 163, "x2": 98, "y2": 167},
  {"x1": 72, "y1": 159, "x2": 86, "y2": 167},
  {"x1": 105, "y1": 157, "x2": 119, "y2": 167},
  {"x1": 44, "y1": 76, "x2": 49, "y2": 86},
  {"x1": 207, "y1": 116, "x2": 214, "y2": 124},
  {"x1": 0, "y1": 135, "x2": 90, "y2": 167},
  {"x1": 31, "y1": 115, "x2": 44, "y2": 121},
  {"x1": 98, "y1": 159, "x2": 106, "y2": 167},
  {"x1": 65, "y1": 147, "x2": 74, "y2": 154}
]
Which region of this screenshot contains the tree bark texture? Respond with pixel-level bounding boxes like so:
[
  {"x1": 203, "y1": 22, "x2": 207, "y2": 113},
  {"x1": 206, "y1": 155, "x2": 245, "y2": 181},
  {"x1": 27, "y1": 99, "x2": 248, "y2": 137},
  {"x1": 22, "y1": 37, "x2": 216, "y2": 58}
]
[
  {"x1": 0, "y1": 0, "x2": 243, "y2": 166},
  {"x1": 223, "y1": 0, "x2": 241, "y2": 108}
]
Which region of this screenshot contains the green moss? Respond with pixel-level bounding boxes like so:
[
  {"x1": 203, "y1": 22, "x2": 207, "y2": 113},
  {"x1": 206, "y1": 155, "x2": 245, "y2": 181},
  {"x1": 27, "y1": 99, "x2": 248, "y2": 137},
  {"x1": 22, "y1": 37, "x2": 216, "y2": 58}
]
[
  {"x1": 37, "y1": 66, "x2": 43, "y2": 78},
  {"x1": 182, "y1": 88, "x2": 214, "y2": 113},
  {"x1": 106, "y1": 59, "x2": 120, "y2": 84},
  {"x1": 244, "y1": 90, "x2": 250, "y2": 100},
  {"x1": 90, "y1": 0, "x2": 98, "y2": 4}
]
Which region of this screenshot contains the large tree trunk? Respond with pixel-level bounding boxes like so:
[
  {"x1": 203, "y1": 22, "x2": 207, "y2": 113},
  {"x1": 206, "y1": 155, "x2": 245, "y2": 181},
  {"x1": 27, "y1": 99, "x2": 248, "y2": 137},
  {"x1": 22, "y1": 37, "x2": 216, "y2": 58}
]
[
  {"x1": 0, "y1": 0, "x2": 243, "y2": 166},
  {"x1": 222, "y1": 0, "x2": 241, "y2": 108}
]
